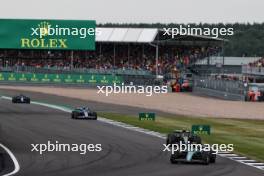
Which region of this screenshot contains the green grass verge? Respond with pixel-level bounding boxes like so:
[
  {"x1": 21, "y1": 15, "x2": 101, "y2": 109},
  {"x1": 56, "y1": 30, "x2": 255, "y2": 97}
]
[{"x1": 98, "y1": 112, "x2": 264, "y2": 162}]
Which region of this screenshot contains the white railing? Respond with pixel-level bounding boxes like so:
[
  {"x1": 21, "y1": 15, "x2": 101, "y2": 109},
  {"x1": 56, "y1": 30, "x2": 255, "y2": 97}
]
[{"x1": 242, "y1": 66, "x2": 264, "y2": 75}]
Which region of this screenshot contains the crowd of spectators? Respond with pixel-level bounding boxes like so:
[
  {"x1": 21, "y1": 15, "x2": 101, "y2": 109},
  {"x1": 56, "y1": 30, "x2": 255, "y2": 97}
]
[
  {"x1": 0, "y1": 44, "x2": 220, "y2": 75},
  {"x1": 248, "y1": 57, "x2": 264, "y2": 68}
]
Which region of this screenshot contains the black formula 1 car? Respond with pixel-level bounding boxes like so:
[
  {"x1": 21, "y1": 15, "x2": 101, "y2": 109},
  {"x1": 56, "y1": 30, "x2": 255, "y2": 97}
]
[
  {"x1": 71, "y1": 107, "x2": 97, "y2": 120},
  {"x1": 166, "y1": 130, "x2": 216, "y2": 165},
  {"x1": 12, "y1": 94, "x2": 31, "y2": 104}
]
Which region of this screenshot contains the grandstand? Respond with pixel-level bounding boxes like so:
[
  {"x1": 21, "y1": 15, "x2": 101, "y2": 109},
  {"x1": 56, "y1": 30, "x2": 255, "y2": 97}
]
[{"x1": 0, "y1": 27, "x2": 224, "y2": 81}]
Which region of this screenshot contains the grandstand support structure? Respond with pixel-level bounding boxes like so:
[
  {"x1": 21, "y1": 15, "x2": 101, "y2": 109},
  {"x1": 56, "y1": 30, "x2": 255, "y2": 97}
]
[
  {"x1": 70, "y1": 51, "x2": 74, "y2": 70},
  {"x1": 149, "y1": 43, "x2": 159, "y2": 77}
]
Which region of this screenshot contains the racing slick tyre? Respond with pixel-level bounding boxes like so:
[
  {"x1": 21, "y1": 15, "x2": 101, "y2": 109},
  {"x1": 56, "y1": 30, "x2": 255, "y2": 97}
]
[
  {"x1": 170, "y1": 155, "x2": 178, "y2": 164},
  {"x1": 166, "y1": 134, "x2": 176, "y2": 146},
  {"x1": 93, "y1": 112, "x2": 98, "y2": 120},
  {"x1": 202, "y1": 152, "x2": 210, "y2": 165},
  {"x1": 210, "y1": 154, "x2": 216, "y2": 163},
  {"x1": 71, "y1": 112, "x2": 77, "y2": 119}
]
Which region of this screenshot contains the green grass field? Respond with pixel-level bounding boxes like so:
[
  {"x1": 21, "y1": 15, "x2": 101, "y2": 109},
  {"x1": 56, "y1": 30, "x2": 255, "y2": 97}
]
[{"x1": 99, "y1": 112, "x2": 264, "y2": 162}]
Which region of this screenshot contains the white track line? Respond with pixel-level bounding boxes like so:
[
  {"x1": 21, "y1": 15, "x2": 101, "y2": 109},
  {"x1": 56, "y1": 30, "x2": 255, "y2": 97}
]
[
  {"x1": 217, "y1": 151, "x2": 230, "y2": 154},
  {"x1": 256, "y1": 166, "x2": 264, "y2": 170},
  {"x1": 218, "y1": 153, "x2": 238, "y2": 157},
  {"x1": 247, "y1": 163, "x2": 264, "y2": 166},
  {"x1": 227, "y1": 157, "x2": 264, "y2": 171},
  {"x1": 229, "y1": 157, "x2": 247, "y2": 159},
  {"x1": 238, "y1": 160, "x2": 257, "y2": 162},
  {"x1": 0, "y1": 144, "x2": 20, "y2": 176},
  {"x1": 0, "y1": 96, "x2": 21, "y2": 175}
]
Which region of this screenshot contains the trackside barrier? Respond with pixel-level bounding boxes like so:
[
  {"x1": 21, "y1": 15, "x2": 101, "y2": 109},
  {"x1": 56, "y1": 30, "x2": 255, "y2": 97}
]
[
  {"x1": 193, "y1": 77, "x2": 245, "y2": 101},
  {"x1": 194, "y1": 77, "x2": 244, "y2": 95},
  {"x1": 0, "y1": 72, "x2": 123, "y2": 85},
  {"x1": 1, "y1": 66, "x2": 153, "y2": 76}
]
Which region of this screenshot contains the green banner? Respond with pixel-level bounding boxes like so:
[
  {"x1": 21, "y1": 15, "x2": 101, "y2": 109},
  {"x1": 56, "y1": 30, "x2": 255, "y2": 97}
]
[
  {"x1": 0, "y1": 19, "x2": 96, "y2": 50},
  {"x1": 0, "y1": 72, "x2": 123, "y2": 85},
  {"x1": 139, "y1": 113, "x2": 156, "y2": 121},
  {"x1": 192, "y1": 125, "x2": 211, "y2": 135}
]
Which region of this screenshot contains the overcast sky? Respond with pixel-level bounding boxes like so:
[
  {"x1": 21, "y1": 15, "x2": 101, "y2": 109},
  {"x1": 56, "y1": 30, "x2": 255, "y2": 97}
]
[{"x1": 0, "y1": 0, "x2": 263, "y2": 24}]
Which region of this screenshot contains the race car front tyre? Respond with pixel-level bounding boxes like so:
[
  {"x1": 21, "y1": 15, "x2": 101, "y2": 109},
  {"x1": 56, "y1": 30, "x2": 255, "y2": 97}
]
[
  {"x1": 170, "y1": 155, "x2": 178, "y2": 164},
  {"x1": 71, "y1": 113, "x2": 76, "y2": 119}
]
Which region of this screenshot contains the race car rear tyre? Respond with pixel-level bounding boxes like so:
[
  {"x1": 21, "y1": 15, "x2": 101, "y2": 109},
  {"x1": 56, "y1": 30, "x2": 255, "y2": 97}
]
[
  {"x1": 202, "y1": 153, "x2": 210, "y2": 165},
  {"x1": 166, "y1": 134, "x2": 176, "y2": 145},
  {"x1": 210, "y1": 155, "x2": 216, "y2": 163},
  {"x1": 93, "y1": 113, "x2": 97, "y2": 120}
]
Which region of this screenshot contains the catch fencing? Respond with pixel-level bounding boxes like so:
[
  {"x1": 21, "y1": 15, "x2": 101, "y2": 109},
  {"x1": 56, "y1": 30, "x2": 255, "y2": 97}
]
[
  {"x1": 0, "y1": 67, "x2": 160, "y2": 86},
  {"x1": 0, "y1": 72, "x2": 123, "y2": 86},
  {"x1": 194, "y1": 77, "x2": 245, "y2": 96},
  {"x1": 0, "y1": 66, "x2": 152, "y2": 76}
]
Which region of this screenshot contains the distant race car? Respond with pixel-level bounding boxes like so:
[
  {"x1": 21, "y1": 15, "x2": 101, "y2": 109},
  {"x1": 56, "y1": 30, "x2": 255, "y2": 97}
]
[
  {"x1": 12, "y1": 94, "x2": 31, "y2": 104},
  {"x1": 166, "y1": 130, "x2": 216, "y2": 165},
  {"x1": 181, "y1": 79, "x2": 193, "y2": 92},
  {"x1": 245, "y1": 84, "x2": 264, "y2": 102},
  {"x1": 71, "y1": 107, "x2": 97, "y2": 120}
]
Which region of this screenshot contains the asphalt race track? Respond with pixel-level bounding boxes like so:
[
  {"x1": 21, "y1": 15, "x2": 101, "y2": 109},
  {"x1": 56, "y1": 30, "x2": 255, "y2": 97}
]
[{"x1": 0, "y1": 90, "x2": 263, "y2": 176}]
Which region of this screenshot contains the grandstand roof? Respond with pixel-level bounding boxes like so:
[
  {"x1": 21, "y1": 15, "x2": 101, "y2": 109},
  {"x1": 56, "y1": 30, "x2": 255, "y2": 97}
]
[
  {"x1": 96, "y1": 28, "x2": 225, "y2": 44},
  {"x1": 96, "y1": 28, "x2": 158, "y2": 43}
]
